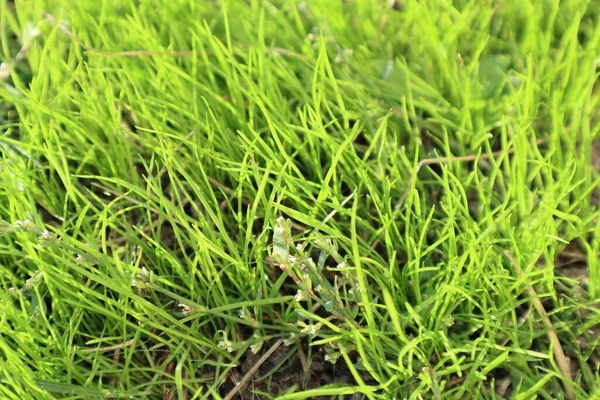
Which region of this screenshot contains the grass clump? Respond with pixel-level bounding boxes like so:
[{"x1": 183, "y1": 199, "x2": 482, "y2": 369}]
[{"x1": 1, "y1": 0, "x2": 600, "y2": 398}]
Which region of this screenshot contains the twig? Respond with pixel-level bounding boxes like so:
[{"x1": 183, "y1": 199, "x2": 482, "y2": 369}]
[
  {"x1": 41, "y1": 10, "x2": 306, "y2": 59},
  {"x1": 371, "y1": 139, "x2": 544, "y2": 250},
  {"x1": 297, "y1": 342, "x2": 309, "y2": 379},
  {"x1": 223, "y1": 299, "x2": 326, "y2": 400},
  {"x1": 223, "y1": 339, "x2": 283, "y2": 400},
  {"x1": 504, "y1": 251, "x2": 574, "y2": 400},
  {"x1": 79, "y1": 339, "x2": 135, "y2": 353}
]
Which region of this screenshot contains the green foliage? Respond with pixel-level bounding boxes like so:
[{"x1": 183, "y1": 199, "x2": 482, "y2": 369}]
[{"x1": 0, "y1": 0, "x2": 599, "y2": 398}]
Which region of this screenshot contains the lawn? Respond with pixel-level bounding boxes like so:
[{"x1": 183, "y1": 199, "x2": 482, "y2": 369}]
[{"x1": 1, "y1": 0, "x2": 599, "y2": 398}]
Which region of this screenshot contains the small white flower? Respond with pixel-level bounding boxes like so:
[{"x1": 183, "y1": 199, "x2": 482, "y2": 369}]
[
  {"x1": 314, "y1": 285, "x2": 323, "y2": 293},
  {"x1": 239, "y1": 307, "x2": 249, "y2": 319},
  {"x1": 132, "y1": 267, "x2": 151, "y2": 288},
  {"x1": 300, "y1": 274, "x2": 310, "y2": 282},
  {"x1": 0, "y1": 62, "x2": 9, "y2": 81},
  {"x1": 288, "y1": 256, "x2": 297, "y2": 264},
  {"x1": 22, "y1": 22, "x2": 40, "y2": 46},
  {"x1": 301, "y1": 325, "x2": 320, "y2": 336},
  {"x1": 179, "y1": 303, "x2": 194, "y2": 315},
  {"x1": 283, "y1": 332, "x2": 296, "y2": 346},
  {"x1": 250, "y1": 342, "x2": 262, "y2": 354},
  {"x1": 307, "y1": 258, "x2": 315, "y2": 267},
  {"x1": 39, "y1": 229, "x2": 53, "y2": 240},
  {"x1": 218, "y1": 338, "x2": 234, "y2": 353},
  {"x1": 295, "y1": 290, "x2": 309, "y2": 302},
  {"x1": 336, "y1": 262, "x2": 346, "y2": 269},
  {"x1": 324, "y1": 353, "x2": 339, "y2": 363},
  {"x1": 296, "y1": 243, "x2": 302, "y2": 250}
]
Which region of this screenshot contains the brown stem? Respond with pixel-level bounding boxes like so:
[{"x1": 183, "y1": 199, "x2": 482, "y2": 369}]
[
  {"x1": 41, "y1": 10, "x2": 306, "y2": 59},
  {"x1": 504, "y1": 251, "x2": 574, "y2": 400}
]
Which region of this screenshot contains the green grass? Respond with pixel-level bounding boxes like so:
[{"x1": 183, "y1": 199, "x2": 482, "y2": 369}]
[{"x1": 1, "y1": 0, "x2": 600, "y2": 398}]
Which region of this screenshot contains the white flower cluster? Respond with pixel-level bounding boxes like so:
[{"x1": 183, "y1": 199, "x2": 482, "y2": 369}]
[
  {"x1": 295, "y1": 290, "x2": 309, "y2": 302},
  {"x1": 14, "y1": 219, "x2": 36, "y2": 230},
  {"x1": 178, "y1": 302, "x2": 194, "y2": 316},
  {"x1": 131, "y1": 267, "x2": 150, "y2": 289}
]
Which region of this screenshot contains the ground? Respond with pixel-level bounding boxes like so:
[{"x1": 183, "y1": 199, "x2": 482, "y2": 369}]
[{"x1": 0, "y1": 0, "x2": 599, "y2": 399}]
